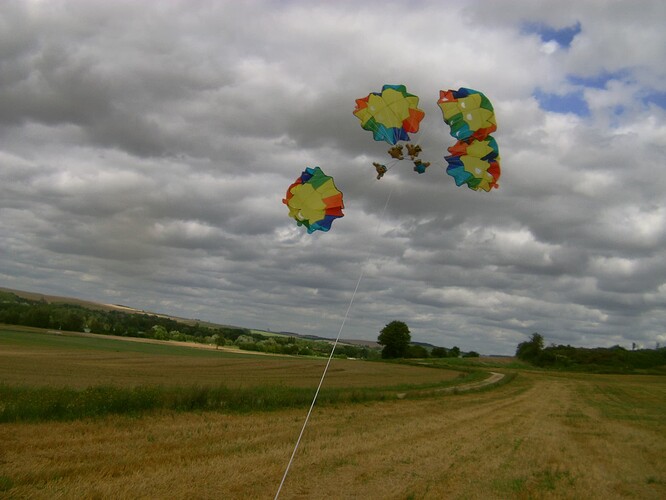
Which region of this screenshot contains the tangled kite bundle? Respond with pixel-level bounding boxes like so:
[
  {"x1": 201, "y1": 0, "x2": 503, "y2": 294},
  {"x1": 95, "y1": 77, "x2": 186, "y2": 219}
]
[
  {"x1": 353, "y1": 84, "x2": 501, "y2": 191},
  {"x1": 437, "y1": 88, "x2": 501, "y2": 192}
]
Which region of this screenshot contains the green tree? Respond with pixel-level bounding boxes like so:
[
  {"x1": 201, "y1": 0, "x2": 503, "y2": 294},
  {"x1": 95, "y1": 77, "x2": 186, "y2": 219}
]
[
  {"x1": 211, "y1": 334, "x2": 225, "y2": 349},
  {"x1": 516, "y1": 332, "x2": 544, "y2": 363},
  {"x1": 378, "y1": 320, "x2": 411, "y2": 359},
  {"x1": 151, "y1": 325, "x2": 169, "y2": 340},
  {"x1": 431, "y1": 346, "x2": 448, "y2": 358},
  {"x1": 61, "y1": 311, "x2": 85, "y2": 332},
  {"x1": 26, "y1": 306, "x2": 51, "y2": 328},
  {"x1": 448, "y1": 346, "x2": 460, "y2": 358},
  {"x1": 406, "y1": 344, "x2": 429, "y2": 358}
]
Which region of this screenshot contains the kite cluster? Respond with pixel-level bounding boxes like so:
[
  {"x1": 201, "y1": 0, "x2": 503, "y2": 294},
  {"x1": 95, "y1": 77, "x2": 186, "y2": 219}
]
[
  {"x1": 438, "y1": 88, "x2": 501, "y2": 191},
  {"x1": 283, "y1": 85, "x2": 502, "y2": 233},
  {"x1": 352, "y1": 85, "x2": 500, "y2": 190},
  {"x1": 354, "y1": 85, "x2": 430, "y2": 177}
]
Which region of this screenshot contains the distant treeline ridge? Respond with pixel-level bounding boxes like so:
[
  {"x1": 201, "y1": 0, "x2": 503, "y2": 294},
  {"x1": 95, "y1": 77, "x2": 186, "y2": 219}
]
[{"x1": 0, "y1": 291, "x2": 381, "y2": 359}]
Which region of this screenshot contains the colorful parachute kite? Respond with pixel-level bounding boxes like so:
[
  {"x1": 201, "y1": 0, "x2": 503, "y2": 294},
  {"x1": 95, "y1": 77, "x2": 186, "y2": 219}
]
[
  {"x1": 444, "y1": 136, "x2": 501, "y2": 191},
  {"x1": 437, "y1": 88, "x2": 497, "y2": 141},
  {"x1": 353, "y1": 84, "x2": 425, "y2": 145},
  {"x1": 283, "y1": 167, "x2": 344, "y2": 233},
  {"x1": 354, "y1": 84, "x2": 430, "y2": 178}
]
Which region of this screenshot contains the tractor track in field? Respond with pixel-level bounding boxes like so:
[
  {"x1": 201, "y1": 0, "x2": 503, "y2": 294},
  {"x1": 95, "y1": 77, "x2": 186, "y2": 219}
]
[{"x1": 397, "y1": 370, "x2": 506, "y2": 399}]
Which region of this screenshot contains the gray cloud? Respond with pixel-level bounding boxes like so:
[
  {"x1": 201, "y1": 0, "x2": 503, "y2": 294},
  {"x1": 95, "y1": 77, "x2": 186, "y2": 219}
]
[{"x1": 1, "y1": 0, "x2": 665, "y2": 354}]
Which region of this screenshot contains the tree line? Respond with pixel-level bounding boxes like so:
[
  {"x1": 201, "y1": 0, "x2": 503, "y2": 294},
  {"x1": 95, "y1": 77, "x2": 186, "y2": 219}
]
[
  {"x1": 0, "y1": 291, "x2": 379, "y2": 359},
  {"x1": 377, "y1": 320, "x2": 478, "y2": 359},
  {"x1": 516, "y1": 332, "x2": 666, "y2": 372},
  {"x1": 1, "y1": 293, "x2": 469, "y2": 361}
]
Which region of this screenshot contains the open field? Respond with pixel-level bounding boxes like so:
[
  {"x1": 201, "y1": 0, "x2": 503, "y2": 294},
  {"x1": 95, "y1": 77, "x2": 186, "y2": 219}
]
[
  {"x1": 1, "y1": 326, "x2": 665, "y2": 498},
  {"x1": 0, "y1": 326, "x2": 460, "y2": 390}
]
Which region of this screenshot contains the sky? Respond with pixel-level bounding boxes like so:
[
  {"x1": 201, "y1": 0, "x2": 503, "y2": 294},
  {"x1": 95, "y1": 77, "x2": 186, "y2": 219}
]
[{"x1": 1, "y1": 0, "x2": 665, "y2": 355}]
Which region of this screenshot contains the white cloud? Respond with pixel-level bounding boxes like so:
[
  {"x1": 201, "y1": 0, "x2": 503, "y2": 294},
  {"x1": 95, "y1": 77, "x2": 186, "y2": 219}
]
[{"x1": 0, "y1": 0, "x2": 664, "y2": 354}]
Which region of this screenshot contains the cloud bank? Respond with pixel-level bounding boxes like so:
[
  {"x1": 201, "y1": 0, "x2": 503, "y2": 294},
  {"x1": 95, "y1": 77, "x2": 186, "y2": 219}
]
[{"x1": 1, "y1": 0, "x2": 665, "y2": 354}]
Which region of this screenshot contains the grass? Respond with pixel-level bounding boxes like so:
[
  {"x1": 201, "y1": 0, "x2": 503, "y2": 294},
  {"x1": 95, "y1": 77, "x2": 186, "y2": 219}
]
[
  {"x1": 0, "y1": 325, "x2": 478, "y2": 422},
  {"x1": 3, "y1": 372, "x2": 665, "y2": 498},
  {"x1": 0, "y1": 325, "x2": 459, "y2": 389},
  {"x1": 578, "y1": 376, "x2": 666, "y2": 424},
  {"x1": 0, "y1": 358, "x2": 491, "y2": 423},
  {"x1": 416, "y1": 355, "x2": 533, "y2": 370},
  {"x1": 0, "y1": 325, "x2": 247, "y2": 357},
  {"x1": 2, "y1": 325, "x2": 665, "y2": 499},
  {"x1": 0, "y1": 376, "x2": 491, "y2": 422}
]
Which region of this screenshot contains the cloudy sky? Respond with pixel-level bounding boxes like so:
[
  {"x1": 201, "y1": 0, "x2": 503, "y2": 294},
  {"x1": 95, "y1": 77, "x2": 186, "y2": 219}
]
[{"x1": 1, "y1": 0, "x2": 665, "y2": 354}]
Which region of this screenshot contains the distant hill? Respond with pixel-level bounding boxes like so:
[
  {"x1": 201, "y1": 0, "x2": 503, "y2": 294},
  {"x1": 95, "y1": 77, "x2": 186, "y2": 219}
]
[
  {"x1": 0, "y1": 287, "x2": 464, "y2": 352},
  {"x1": 0, "y1": 286, "x2": 372, "y2": 346},
  {"x1": 0, "y1": 286, "x2": 241, "y2": 330},
  {"x1": 0, "y1": 286, "x2": 144, "y2": 314}
]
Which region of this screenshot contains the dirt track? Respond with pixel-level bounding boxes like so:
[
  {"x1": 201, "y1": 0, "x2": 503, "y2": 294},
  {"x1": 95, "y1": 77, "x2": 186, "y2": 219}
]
[
  {"x1": 397, "y1": 370, "x2": 506, "y2": 399},
  {"x1": 440, "y1": 370, "x2": 505, "y2": 392}
]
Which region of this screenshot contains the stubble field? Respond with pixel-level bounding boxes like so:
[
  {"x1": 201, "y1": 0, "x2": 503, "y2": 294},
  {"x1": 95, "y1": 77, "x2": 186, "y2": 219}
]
[{"x1": 1, "y1": 326, "x2": 665, "y2": 499}]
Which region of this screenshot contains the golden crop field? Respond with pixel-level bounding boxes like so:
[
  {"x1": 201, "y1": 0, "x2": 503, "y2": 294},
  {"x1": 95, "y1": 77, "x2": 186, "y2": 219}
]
[
  {"x1": 0, "y1": 326, "x2": 458, "y2": 389},
  {"x1": 1, "y1": 327, "x2": 665, "y2": 499}
]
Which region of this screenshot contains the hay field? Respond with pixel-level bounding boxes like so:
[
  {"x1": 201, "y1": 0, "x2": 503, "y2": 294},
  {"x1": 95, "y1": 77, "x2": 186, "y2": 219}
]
[
  {"x1": 1, "y1": 327, "x2": 665, "y2": 499},
  {"x1": 0, "y1": 326, "x2": 458, "y2": 389}
]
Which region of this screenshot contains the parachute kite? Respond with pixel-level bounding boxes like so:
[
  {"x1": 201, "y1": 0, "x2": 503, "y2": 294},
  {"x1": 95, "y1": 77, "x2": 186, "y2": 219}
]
[
  {"x1": 354, "y1": 84, "x2": 425, "y2": 145},
  {"x1": 437, "y1": 88, "x2": 497, "y2": 141},
  {"x1": 445, "y1": 136, "x2": 501, "y2": 192},
  {"x1": 438, "y1": 87, "x2": 501, "y2": 191},
  {"x1": 353, "y1": 84, "x2": 430, "y2": 177},
  {"x1": 283, "y1": 167, "x2": 344, "y2": 233}
]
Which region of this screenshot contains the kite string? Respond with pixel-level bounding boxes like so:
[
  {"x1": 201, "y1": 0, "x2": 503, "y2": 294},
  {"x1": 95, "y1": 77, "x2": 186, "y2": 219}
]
[{"x1": 274, "y1": 183, "x2": 395, "y2": 500}]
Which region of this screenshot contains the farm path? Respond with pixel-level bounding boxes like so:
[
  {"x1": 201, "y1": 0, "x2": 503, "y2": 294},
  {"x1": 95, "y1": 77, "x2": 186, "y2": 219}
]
[
  {"x1": 438, "y1": 370, "x2": 505, "y2": 392},
  {"x1": 398, "y1": 370, "x2": 505, "y2": 399}
]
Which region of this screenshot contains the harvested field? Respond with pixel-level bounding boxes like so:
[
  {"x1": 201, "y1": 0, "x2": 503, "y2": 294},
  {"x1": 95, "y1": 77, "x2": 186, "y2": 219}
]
[
  {"x1": 0, "y1": 327, "x2": 459, "y2": 389},
  {"x1": 1, "y1": 327, "x2": 665, "y2": 498}
]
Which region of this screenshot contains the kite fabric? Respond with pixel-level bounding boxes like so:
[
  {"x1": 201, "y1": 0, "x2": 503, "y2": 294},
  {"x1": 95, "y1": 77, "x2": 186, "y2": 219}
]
[
  {"x1": 353, "y1": 84, "x2": 431, "y2": 179},
  {"x1": 445, "y1": 136, "x2": 501, "y2": 192},
  {"x1": 282, "y1": 166, "x2": 344, "y2": 233},
  {"x1": 437, "y1": 88, "x2": 497, "y2": 141},
  {"x1": 353, "y1": 84, "x2": 425, "y2": 145},
  {"x1": 438, "y1": 87, "x2": 501, "y2": 191}
]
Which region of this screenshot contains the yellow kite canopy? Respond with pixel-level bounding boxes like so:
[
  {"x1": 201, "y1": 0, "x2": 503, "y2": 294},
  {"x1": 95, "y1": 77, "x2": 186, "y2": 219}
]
[
  {"x1": 353, "y1": 84, "x2": 425, "y2": 145},
  {"x1": 437, "y1": 88, "x2": 497, "y2": 141},
  {"x1": 445, "y1": 136, "x2": 501, "y2": 191},
  {"x1": 282, "y1": 167, "x2": 344, "y2": 233}
]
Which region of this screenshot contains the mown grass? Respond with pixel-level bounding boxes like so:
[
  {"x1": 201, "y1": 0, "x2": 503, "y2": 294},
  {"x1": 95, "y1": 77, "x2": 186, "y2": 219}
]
[
  {"x1": 0, "y1": 325, "x2": 505, "y2": 422},
  {"x1": 415, "y1": 356, "x2": 533, "y2": 370},
  {"x1": 4, "y1": 325, "x2": 666, "y2": 499},
  {"x1": 0, "y1": 326, "x2": 460, "y2": 389},
  {"x1": 5, "y1": 371, "x2": 664, "y2": 499},
  {"x1": 577, "y1": 375, "x2": 666, "y2": 424}
]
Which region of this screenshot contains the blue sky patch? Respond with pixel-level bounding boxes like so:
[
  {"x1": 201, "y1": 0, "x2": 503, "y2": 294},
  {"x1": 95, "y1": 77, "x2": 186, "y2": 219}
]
[
  {"x1": 533, "y1": 89, "x2": 590, "y2": 116},
  {"x1": 567, "y1": 70, "x2": 629, "y2": 89},
  {"x1": 523, "y1": 21, "x2": 582, "y2": 48},
  {"x1": 642, "y1": 90, "x2": 666, "y2": 109}
]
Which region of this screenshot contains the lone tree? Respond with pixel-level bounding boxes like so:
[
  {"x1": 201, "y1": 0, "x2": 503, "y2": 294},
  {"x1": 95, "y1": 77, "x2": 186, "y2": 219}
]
[
  {"x1": 516, "y1": 332, "x2": 544, "y2": 363},
  {"x1": 378, "y1": 320, "x2": 411, "y2": 359}
]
